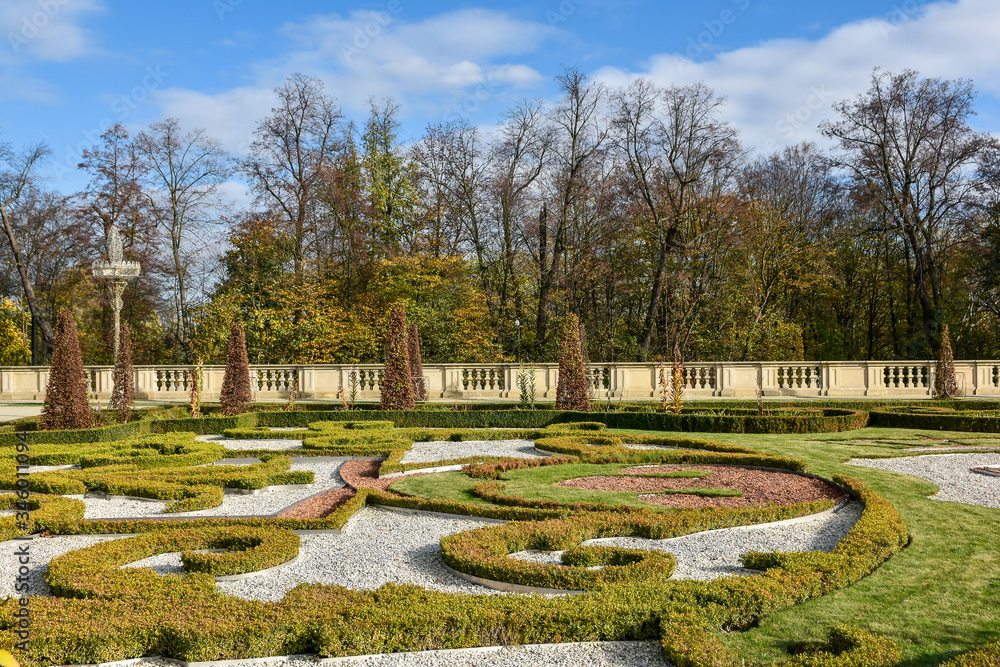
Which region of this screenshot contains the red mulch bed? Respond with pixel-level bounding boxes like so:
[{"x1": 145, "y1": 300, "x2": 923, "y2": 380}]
[
  {"x1": 277, "y1": 487, "x2": 356, "y2": 519},
  {"x1": 556, "y1": 465, "x2": 847, "y2": 509}
]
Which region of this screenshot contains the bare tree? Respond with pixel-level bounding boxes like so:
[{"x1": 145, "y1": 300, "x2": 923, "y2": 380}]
[
  {"x1": 535, "y1": 68, "x2": 609, "y2": 347},
  {"x1": 242, "y1": 73, "x2": 343, "y2": 275},
  {"x1": 612, "y1": 79, "x2": 742, "y2": 356},
  {"x1": 135, "y1": 118, "x2": 230, "y2": 361},
  {"x1": 822, "y1": 68, "x2": 998, "y2": 351},
  {"x1": 0, "y1": 138, "x2": 55, "y2": 354}
]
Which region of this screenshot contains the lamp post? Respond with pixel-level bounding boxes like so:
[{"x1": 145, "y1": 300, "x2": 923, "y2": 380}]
[{"x1": 92, "y1": 225, "x2": 141, "y2": 358}]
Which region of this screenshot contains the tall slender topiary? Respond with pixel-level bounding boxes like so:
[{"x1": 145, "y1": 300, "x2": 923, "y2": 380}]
[
  {"x1": 381, "y1": 303, "x2": 415, "y2": 410},
  {"x1": 220, "y1": 321, "x2": 252, "y2": 416},
  {"x1": 408, "y1": 323, "x2": 427, "y2": 401},
  {"x1": 40, "y1": 311, "x2": 93, "y2": 430},
  {"x1": 109, "y1": 323, "x2": 134, "y2": 424},
  {"x1": 934, "y1": 323, "x2": 959, "y2": 398},
  {"x1": 556, "y1": 313, "x2": 591, "y2": 412}
]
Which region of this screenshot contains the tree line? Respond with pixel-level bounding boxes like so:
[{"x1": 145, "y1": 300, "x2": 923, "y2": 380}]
[{"x1": 2, "y1": 67, "x2": 999, "y2": 367}]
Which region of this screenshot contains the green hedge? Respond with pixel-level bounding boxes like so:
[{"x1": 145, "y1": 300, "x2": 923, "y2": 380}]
[
  {"x1": 439, "y1": 499, "x2": 836, "y2": 591},
  {"x1": 0, "y1": 474, "x2": 908, "y2": 667},
  {"x1": 941, "y1": 640, "x2": 1000, "y2": 667},
  {"x1": 869, "y1": 407, "x2": 1000, "y2": 432},
  {"x1": 782, "y1": 626, "x2": 901, "y2": 667},
  {"x1": 46, "y1": 526, "x2": 301, "y2": 598}
]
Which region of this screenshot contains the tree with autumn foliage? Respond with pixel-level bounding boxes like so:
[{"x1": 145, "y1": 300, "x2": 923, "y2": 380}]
[
  {"x1": 109, "y1": 323, "x2": 135, "y2": 423},
  {"x1": 40, "y1": 311, "x2": 93, "y2": 430},
  {"x1": 219, "y1": 321, "x2": 252, "y2": 416},
  {"x1": 380, "y1": 303, "x2": 414, "y2": 410},
  {"x1": 556, "y1": 313, "x2": 591, "y2": 412}
]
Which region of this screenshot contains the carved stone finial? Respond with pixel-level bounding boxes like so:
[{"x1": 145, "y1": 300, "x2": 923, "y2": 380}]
[{"x1": 107, "y1": 225, "x2": 123, "y2": 265}]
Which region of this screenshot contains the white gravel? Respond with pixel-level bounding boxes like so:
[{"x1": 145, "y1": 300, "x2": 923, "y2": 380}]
[
  {"x1": 402, "y1": 440, "x2": 542, "y2": 465},
  {"x1": 63, "y1": 460, "x2": 345, "y2": 519},
  {"x1": 122, "y1": 551, "x2": 185, "y2": 575},
  {"x1": 0, "y1": 534, "x2": 125, "y2": 597},
  {"x1": 197, "y1": 434, "x2": 304, "y2": 451},
  {"x1": 115, "y1": 642, "x2": 668, "y2": 667},
  {"x1": 216, "y1": 507, "x2": 502, "y2": 601},
  {"x1": 510, "y1": 501, "x2": 863, "y2": 581},
  {"x1": 26, "y1": 463, "x2": 80, "y2": 473},
  {"x1": 848, "y1": 453, "x2": 1000, "y2": 508}
]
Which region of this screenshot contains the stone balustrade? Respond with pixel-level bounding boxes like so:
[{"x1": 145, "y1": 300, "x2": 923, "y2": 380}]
[{"x1": 0, "y1": 360, "x2": 996, "y2": 402}]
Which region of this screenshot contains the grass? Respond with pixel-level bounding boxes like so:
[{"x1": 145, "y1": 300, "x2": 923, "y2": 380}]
[{"x1": 602, "y1": 426, "x2": 1000, "y2": 666}]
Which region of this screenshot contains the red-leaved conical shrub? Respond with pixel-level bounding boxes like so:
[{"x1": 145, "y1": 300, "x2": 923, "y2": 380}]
[
  {"x1": 381, "y1": 303, "x2": 415, "y2": 410},
  {"x1": 934, "y1": 323, "x2": 959, "y2": 398},
  {"x1": 220, "y1": 321, "x2": 252, "y2": 416},
  {"x1": 555, "y1": 313, "x2": 591, "y2": 412},
  {"x1": 408, "y1": 323, "x2": 427, "y2": 401},
  {"x1": 109, "y1": 323, "x2": 135, "y2": 423},
  {"x1": 40, "y1": 311, "x2": 93, "y2": 430}
]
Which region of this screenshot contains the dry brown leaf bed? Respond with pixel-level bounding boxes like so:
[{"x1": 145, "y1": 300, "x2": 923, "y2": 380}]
[{"x1": 557, "y1": 465, "x2": 847, "y2": 509}]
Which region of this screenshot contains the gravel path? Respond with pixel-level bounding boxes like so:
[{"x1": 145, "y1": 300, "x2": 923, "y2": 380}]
[
  {"x1": 848, "y1": 453, "x2": 1000, "y2": 508},
  {"x1": 402, "y1": 440, "x2": 542, "y2": 465},
  {"x1": 510, "y1": 501, "x2": 863, "y2": 581},
  {"x1": 64, "y1": 460, "x2": 345, "y2": 519},
  {"x1": 197, "y1": 434, "x2": 304, "y2": 451},
  {"x1": 112, "y1": 642, "x2": 668, "y2": 667},
  {"x1": 216, "y1": 506, "x2": 503, "y2": 601},
  {"x1": 0, "y1": 534, "x2": 124, "y2": 597}
]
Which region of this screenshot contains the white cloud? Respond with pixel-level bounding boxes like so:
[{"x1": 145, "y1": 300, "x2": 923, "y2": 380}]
[
  {"x1": 151, "y1": 8, "x2": 554, "y2": 155},
  {"x1": 593, "y1": 0, "x2": 1000, "y2": 154},
  {"x1": 0, "y1": 0, "x2": 105, "y2": 63}
]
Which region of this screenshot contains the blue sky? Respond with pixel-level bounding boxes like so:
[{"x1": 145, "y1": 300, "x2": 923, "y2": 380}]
[{"x1": 2, "y1": 0, "x2": 998, "y2": 199}]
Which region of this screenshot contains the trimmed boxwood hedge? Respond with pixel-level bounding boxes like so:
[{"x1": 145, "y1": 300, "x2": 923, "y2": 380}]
[
  {"x1": 0, "y1": 472, "x2": 907, "y2": 667},
  {"x1": 46, "y1": 526, "x2": 301, "y2": 597},
  {"x1": 869, "y1": 407, "x2": 1000, "y2": 432},
  {"x1": 781, "y1": 625, "x2": 901, "y2": 667},
  {"x1": 941, "y1": 640, "x2": 1000, "y2": 667}
]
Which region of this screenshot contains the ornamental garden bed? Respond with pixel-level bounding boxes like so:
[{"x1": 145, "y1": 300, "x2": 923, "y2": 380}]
[{"x1": 1, "y1": 405, "x2": 999, "y2": 666}]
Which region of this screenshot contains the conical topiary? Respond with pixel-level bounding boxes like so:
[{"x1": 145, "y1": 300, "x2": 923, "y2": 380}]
[
  {"x1": 555, "y1": 313, "x2": 591, "y2": 412},
  {"x1": 408, "y1": 323, "x2": 427, "y2": 401},
  {"x1": 381, "y1": 303, "x2": 415, "y2": 410},
  {"x1": 934, "y1": 324, "x2": 959, "y2": 398},
  {"x1": 220, "y1": 321, "x2": 252, "y2": 416},
  {"x1": 109, "y1": 323, "x2": 135, "y2": 423},
  {"x1": 40, "y1": 311, "x2": 93, "y2": 430}
]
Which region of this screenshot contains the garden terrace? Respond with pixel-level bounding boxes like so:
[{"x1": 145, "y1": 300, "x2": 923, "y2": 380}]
[{"x1": 0, "y1": 404, "x2": 998, "y2": 666}]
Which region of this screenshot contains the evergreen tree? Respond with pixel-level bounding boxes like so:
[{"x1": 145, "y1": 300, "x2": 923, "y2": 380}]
[
  {"x1": 40, "y1": 311, "x2": 93, "y2": 430},
  {"x1": 934, "y1": 324, "x2": 960, "y2": 398},
  {"x1": 555, "y1": 313, "x2": 591, "y2": 412},
  {"x1": 220, "y1": 321, "x2": 252, "y2": 416},
  {"x1": 381, "y1": 303, "x2": 414, "y2": 410},
  {"x1": 109, "y1": 323, "x2": 135, "y2": 423},
  {"x1": 408, "y1": 323, "x2": 427, "y2": 401}
]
